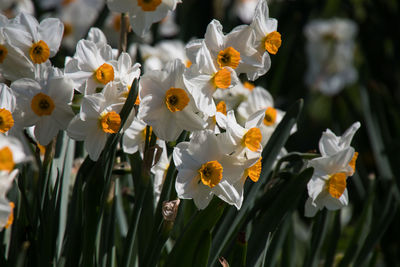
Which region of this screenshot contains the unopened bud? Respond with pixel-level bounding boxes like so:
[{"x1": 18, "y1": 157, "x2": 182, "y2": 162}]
[{"x1": 162, "y1": 199, "x2": 180, "y2": 222}]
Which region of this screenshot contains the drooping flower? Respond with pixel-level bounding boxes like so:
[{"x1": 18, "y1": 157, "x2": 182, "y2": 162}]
[
  {"x1": 138, "y1": 59, "x2": 206, "y2": 141},
  {"x1": 106, "y1": 0, "x2": 182, "y2": 37},
  {"x1": 11, "y1": 68, "x2": 75, "y2": 146}
]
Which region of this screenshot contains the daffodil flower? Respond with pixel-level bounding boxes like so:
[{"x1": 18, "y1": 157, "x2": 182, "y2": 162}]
[
  {"x1": 0, "y1": 14, "x2": 42, "y2": 81},
  {"x1": 2, "y1": 13, "x2": 63, "y2": 65},
  {"x1": 11, "y1": 68, "x2": 75, "y2": 146},
  {"x1": 173, "y1": 130, "x2": 250, "y2": 209},
  {"x1": 184, "y1": 42, "x2": 239, "y2": 117},
  {"x1": 305, "y1": 147, "x2": 355, "y2": 217},
  {"x1": 251, "y1": 0, "x2": 282, "y2": 57},
  {"x1": 220, "y1": 110, "x2": 265, "y2": 159},
  {"x1": 138, "y1": 59, "x2": 206, "y2": 141},
  {"x1": 64, "y1": 38, "x2": 116, "y2": 95},
  {"x1": 67, "y1": 82, "x2": 128, "y2": 161}
]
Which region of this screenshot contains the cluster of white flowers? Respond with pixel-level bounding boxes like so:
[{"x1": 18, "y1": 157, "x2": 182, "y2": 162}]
[
  {"x1": 0, "y1": 0, "x2": 361, "y2": 219},
  {"x1": 305, "y1": 122, "x2": 360, "y2": 217}
]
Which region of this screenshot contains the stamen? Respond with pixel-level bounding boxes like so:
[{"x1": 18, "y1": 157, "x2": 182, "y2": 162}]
[
  {"x1": 198, "y1": 160, "x2": 223, "y2": 188},
  {"x1": 165, "y1": 88, "x2": 190, "y2": 112},
  {"x1": 0, "y1": 146, "x2": 14, "y2": 171},
  {"x1": 0, "y1": 109, "x2": 14, "y2": 133},
  {"x1": 217, "y1": 47, "x2": 241, "y2": 69},
  {"x1": 94, "y1": 63, "x2": 114, "y2": 85},
  {"x1": 99, "y1": 111, "x2": 121, "y2": 133},
  {"x1": 212, "y1": 68, "x2": 231, "y2": 89},
  {"x1": 29, "y1": 40, "x2": 50, "y2": 64},
  {"x1": 326, "y1": 172, "x2": 347, "y2": 198},
  {"x1": 241, "y1": 128, "x2": 262, "y2": 152},
  {"x1": 264, "y1": 31, "x2": 281, "y2": 55},
  {"x1": 137, "y1": 0, "x2": 162, "y2": 11},
  {"x1": 31, "y1": 93, "x2": 55, "y2": 116},
  {"x1": 0, "y1": 44, "x2": 8, "y2": 63},
  {"x1": 263, "y1": 107, "x2": 277, "y2": 126}
]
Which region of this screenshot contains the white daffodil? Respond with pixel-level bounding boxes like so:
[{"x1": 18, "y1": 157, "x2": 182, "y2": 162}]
[
  {"x1": 64, "y1": 38, "x2": 116, "y2": 95},
  {"x1": 138, "y1": 59, "x2": 206, "y2": 141},
  {"x1": 107, "y1": 0, "x2": 182, "y2": 37},
  {"x1": 0, "y1": 169, "x2": 18, "y2": 230},
  {"x1": 11, "y1": 69, "x2": 75, "y2": 146},
  {"x1": 0, "y1": 14, "x2": 38, "y2": 81},
  {"x1": 305, "y1": 147, "x2": 355, "y2": 217},
  {"x1": 173, "y1": 130, "x2": 251, "y2": 209},
  {"x1": 184, "y1": 42, "x2": 239, "y2": 117},
  {"x1": 67, "y1": 82, "x2": 127, "y2": 161},
  {"x1": 0, "y1": 134, "x2": 27, "y2": 173},
  {"x1": 304, "y1": 18, "x2": 358, "y2": 95},
  {"x1": 0, "y1": 84, "x2": 16, "y2": 134},
  {"x1": 237, "y1": 86, "x2": 294, "y2": 146},
  {"x1": 221, "y1": 110, "x2": 265, "y2": 159},
  {"x1": 188, "y1": 19, "x2": 268, "y2": 81},
  {"x1": 2, "y1": 13, "x2": 63, "y2": 65},
  {"x1": 250, "y1": 0, "x2": 282, "y2": 59}
]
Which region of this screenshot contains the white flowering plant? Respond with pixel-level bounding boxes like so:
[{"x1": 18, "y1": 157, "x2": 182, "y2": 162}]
[{"x1": 0, "y1": 0, "x2": 399, "y2": 266}]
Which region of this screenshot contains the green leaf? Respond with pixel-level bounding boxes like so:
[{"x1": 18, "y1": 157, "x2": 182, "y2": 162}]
[
  {"x1": 165, "y1": 198, "x2": 226, "y2": 267},
  {"x1": 246, "y1": 167, "x2": 314, "y2": 266}
]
